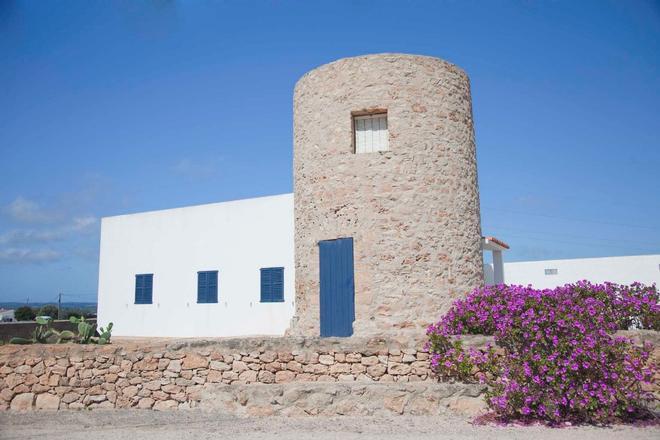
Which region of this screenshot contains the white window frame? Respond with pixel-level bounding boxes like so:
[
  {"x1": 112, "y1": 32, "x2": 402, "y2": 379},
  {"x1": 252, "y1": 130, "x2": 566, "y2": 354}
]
[{"x1": 353, "y1": 113, "x2": 388, "y2": 154}]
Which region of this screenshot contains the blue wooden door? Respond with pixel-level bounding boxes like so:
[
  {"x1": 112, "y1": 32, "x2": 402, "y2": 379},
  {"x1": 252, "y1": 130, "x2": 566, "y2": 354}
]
[{"x1": 319, "y1": 237, "x2": 355, "y2": 337}]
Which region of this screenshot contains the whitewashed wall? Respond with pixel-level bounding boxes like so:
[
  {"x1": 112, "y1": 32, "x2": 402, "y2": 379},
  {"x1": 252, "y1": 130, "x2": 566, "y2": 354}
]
[
  {"x1": 484, "y1": 254, "x2": 660, "y2": 288},
  {"x1": 97, "y1": 194, "x2": 295, "y2": 337}
]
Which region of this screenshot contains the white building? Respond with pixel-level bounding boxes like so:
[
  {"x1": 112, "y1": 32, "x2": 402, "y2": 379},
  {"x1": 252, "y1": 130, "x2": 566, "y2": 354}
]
[
  {"x1": 96, "y1": 190, "x2": 514, "y2": 338},
  {"x1": 484, "y1": 254, "x2": 660, "y2": 289},
  {"x1": 0, "y1": 309, "x2": 15, "y2": 322},
  {"x1": 481, "y1": 237, "x2": 509, "y2": 285},
  {"x1": 97, "y1": 194, "x2": 295, "y2": 337},
  {"x1": 97, "y1": 189, "x2": 659, "y2": 338}
]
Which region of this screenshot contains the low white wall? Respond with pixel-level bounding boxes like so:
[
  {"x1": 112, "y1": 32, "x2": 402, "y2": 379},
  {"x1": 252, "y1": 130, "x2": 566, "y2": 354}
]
[
  {"x1": 500, "y1": 254, "x2": 660, "y2": 289},
  {"x1": 97, "y1": 193, "x2": 295, "y2": 337}
]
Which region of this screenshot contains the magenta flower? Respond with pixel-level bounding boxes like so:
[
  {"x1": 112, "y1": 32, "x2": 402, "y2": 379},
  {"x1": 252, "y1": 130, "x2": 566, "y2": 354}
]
[{"x1": 426, "y1": 281, "x2": 658, "y2": 424}]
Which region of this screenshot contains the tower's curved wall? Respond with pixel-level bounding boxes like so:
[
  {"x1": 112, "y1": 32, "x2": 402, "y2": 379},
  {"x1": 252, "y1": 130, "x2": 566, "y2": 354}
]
[{"x1": 292, "y1": 54, "x2": 483, "y2": 338}]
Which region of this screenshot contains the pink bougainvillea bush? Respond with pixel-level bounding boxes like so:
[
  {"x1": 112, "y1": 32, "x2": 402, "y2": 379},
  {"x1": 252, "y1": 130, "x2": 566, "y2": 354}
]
[{"x1": 427, "y1": 282, "x2": 659, "y2": 424}]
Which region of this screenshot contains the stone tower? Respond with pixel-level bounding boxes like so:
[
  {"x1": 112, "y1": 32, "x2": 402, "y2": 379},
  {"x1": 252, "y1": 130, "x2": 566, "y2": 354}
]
[{"x1": 292, "y1": 54, "x2": 483, "y2": 339}]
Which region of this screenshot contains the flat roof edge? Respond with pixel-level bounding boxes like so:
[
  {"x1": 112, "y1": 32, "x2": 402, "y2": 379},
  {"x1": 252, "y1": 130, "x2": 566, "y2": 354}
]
[
  {"x1": 101, "y1": 192, "x2": 293, "y2": 221},
  {"x1": 505, "y1": 254, "x2": 660, "y2": 265}
]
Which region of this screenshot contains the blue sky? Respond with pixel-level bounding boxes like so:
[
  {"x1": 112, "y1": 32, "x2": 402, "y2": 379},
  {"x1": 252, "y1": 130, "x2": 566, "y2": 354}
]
[{"x1": 1, "y1": 1, "x2": 659, "y2": 303}]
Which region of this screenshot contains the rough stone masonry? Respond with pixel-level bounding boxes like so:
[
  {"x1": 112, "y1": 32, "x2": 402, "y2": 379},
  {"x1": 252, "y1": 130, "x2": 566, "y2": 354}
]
[
  {"x1": 2, "y1": 331, "x2": 657, "y2": 413},
  {"x1": 0, "y1": 337, "x2": 442, "y2": 412},
  {"x1": 292, "y1": 54, "x2": 483, "y2": 338}
]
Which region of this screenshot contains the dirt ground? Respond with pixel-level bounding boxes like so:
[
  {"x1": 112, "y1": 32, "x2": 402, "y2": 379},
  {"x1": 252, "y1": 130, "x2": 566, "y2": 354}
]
[{"x1": 1, "y1": 411, "x2": 658, "y2": 440}]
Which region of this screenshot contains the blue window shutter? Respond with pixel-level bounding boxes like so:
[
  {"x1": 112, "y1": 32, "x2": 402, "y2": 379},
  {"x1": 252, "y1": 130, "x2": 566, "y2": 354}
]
[
  {"x1": 208, "y1": 271, "x2": 218, "y2": 303},
  {"x1": 198, "y1": 271, "x2": 207, "y2": 303},
  {"x1": 145, "y1": 275, "x2": 153, "y2": 303},
  {"x1": 135, "y1": 274, "x2": 153, "y2": 304},
  {"x1": 134, "y1": 276, "x2": 141, "y2": 303},
  {"x1": 197, "y1": 271, "x2": 218, "y2": 303},
  {"x1": 260, "y1": 267, "x2": 284, "y2": 302},
  {"x1": 272, "y1": 268, "x2": 283, "y2": 300},
  {"x1": 261, "y1": 268, "x2": 270, "y2": 301}
]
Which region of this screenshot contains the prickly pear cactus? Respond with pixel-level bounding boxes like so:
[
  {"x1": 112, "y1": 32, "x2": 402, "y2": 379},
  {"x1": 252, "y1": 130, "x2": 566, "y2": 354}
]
[
  {"x1": 98, "y1": 322, "x2": 113, "y2": 344},
  {"x1": 9, "y1": 337, "x2": 33, "y2": 345},
  {"x1": 32, "y1": 316, "x2": 55, "y2": 343},
  {"x1": 7, "y1": 316, "x2": 113, "y2": 345},
  {"x1": 70, "y1": 316, "x2": 96, "y2": 344},
  {"x1": 56, "y1": 330, "x2": 75, "y2": 343}
]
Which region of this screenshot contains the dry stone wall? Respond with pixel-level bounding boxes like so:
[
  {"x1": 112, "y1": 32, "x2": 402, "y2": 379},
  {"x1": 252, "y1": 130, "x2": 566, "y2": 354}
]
[
  {"x1": 293, "y1": 53, "x2": 483, "y2": 338},
  {"x1": 201, "y1": 382, "x2": 488, "y2": 417},
  {"x1": 0, "y1": 337, "x2": 434, "y2": 411},
  {"x1": 1, "y1": 331, "x2": 656, "y2": 413}
]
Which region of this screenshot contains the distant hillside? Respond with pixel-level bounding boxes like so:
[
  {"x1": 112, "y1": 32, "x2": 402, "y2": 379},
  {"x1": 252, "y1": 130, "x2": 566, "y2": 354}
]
[{"x1": 0, "y1": 302, "x2": 97, "y2": 311}]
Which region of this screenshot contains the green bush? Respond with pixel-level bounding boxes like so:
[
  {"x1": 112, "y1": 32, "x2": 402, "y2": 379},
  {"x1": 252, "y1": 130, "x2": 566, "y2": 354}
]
[
  {"x1": 14, "y1": 306, "x2": 36, "y2": 321},
  {"x1": 64, "y1": 308, "x2": 95, "y2": 320},
  {"x1": 38, "y1": 304, "x2": 59, "y2": 320}
]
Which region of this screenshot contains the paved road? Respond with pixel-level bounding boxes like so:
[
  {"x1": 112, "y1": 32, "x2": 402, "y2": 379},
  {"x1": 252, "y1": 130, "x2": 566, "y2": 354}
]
[{"x1": 1, "y1": 411, "x2": 658, "y2": 440}]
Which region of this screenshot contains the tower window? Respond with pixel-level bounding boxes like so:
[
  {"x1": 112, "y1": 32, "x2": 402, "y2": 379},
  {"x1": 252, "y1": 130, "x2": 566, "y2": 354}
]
[
  {"x1": 544, "y1": 268, "x2": 558, "y2": 275},
  {"x1": 354, "y1": 113, "x2": 388, "y2": 153}
]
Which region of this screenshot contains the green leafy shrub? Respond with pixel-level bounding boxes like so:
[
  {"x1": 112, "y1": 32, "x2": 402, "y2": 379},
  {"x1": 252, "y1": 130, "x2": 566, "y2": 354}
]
[
  {"x1": 64, "y1": 308, "x2": 95, "y2": 320},
  {"x1": 14, "y1": 306, "x2": 36, "y2": 321},
  {"x1": 37, "y1": 304, "x2": 59, "y2": 320}
]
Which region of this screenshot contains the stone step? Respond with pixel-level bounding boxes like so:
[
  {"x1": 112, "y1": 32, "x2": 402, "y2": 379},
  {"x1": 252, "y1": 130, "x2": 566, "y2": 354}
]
[{"x1": 198, "y1": 382, "x2": 488, "y2": 417}]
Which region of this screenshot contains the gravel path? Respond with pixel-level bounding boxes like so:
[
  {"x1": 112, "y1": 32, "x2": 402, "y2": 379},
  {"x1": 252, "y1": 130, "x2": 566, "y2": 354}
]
[{"x1": 1, "y1": 411, "x2": 659, "y2": 440}]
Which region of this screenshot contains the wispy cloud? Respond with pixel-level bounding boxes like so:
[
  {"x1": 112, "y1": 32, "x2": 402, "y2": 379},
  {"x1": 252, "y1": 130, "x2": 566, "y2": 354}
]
[
  {"x1": 0, "y1": 196, "x2": 100, "y2": 264},
  {"x1": 0, "y1": 229, "x2": 65, "y2": 245},
  {"x1": 0, "y1": 215, "x2": 98, "y2": 246},
  {"x1": 4, "y1": 196, "x2": 56, "y2": 224},
  {"x1": 71, "y1": 216, "x2": 98, "y2": 232},
  {"x1": 0, "y1": 248, "x2": 62, "y2": 264}
]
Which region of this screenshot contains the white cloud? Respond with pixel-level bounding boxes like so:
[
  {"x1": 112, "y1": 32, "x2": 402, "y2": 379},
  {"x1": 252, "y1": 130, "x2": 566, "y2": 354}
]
[
  {"x1": 0, "y1": 215, "x2": 98, "y2": 246},
  {"x1": 71, "y1": 216, "x2": 98, "y2": 232},
  {"x1": 0, "y1": 229, "x2": 64, "y2": 245},
  {"x1": 0, "y1": 179, "x2": 105, "y2": 267},
  {"x1": 0, "y1": 196, "x2": 100, "y2": 264},
  {"x1": 0, "y1": 248, "x2": 62, "y2": 264},
  {"x1": 4, "y1": 197, "x2": 53, "y2": 224}
]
